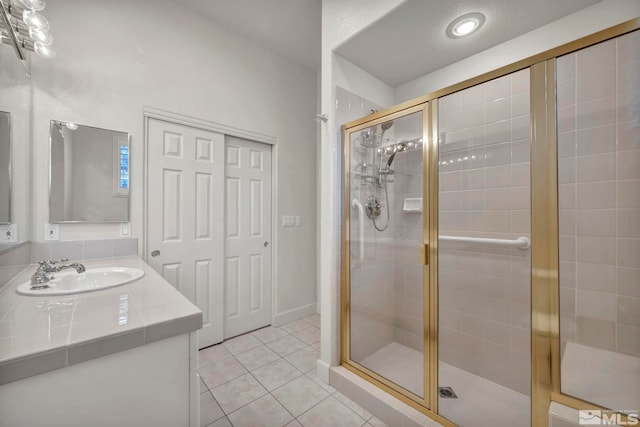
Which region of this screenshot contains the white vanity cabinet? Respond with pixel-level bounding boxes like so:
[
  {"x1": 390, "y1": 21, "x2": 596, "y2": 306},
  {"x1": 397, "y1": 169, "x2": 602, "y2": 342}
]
[{"x1": 0, "y1": 257, "x2": 202, "y2": 427}]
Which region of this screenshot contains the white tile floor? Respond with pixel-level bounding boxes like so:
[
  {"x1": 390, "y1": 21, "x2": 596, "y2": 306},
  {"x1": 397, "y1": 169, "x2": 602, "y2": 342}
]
[{"x1": 198, "y1": 314, "x2": 389, "y2": 427}]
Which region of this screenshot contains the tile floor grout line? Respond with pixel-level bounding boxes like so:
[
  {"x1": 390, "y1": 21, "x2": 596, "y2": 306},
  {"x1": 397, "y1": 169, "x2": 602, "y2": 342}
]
[
  {"x1": 201, "y1": 353, "x2": 248, "y2": 396},
  {"x1": 206, "y1": 388, "x2": 226, "y2": 423},
  {"x1": 267, "y1": 388, "x2": 300, "y2": 424},
  {"x1": 292, "y1": 392, "x2": 334, "y2": 424},
  {"x1": 219, "y1": 353, "x2": 304, "y2": 419},
  {"x1": 332, "y1": 392, "x2": 373, "y2": 424}
]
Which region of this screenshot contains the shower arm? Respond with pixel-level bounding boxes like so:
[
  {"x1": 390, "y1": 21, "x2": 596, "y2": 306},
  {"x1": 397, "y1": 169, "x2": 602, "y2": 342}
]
[{"x1": 351, "y1": 199, "x2": 365, "y2": 262}]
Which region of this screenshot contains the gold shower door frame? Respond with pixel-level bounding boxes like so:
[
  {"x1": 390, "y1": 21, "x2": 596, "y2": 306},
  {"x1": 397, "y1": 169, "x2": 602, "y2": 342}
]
[
  {"x1": 340, "y1": 18, "x2": 640, "y2": 427},
  {"x1": 340, "y1": 101, "x2": 449, "y2": 424}
]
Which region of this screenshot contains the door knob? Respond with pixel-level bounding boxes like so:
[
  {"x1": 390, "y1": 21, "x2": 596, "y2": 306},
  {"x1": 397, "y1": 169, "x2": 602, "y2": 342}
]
[
  {"x1": 264, "y1": 241, "x2": 269, "y2": 247},
  {"x1": 151, "y1": 250, "x2": 160, "y2": 257}
]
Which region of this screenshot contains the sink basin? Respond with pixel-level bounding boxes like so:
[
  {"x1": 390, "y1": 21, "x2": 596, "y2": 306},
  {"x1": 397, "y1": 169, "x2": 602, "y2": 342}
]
[{"x1": 16, "y1": 267, "x2": 145, "y2": 296}]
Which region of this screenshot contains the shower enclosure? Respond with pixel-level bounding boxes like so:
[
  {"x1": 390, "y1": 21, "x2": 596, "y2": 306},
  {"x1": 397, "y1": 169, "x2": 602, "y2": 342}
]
[
  {"x1": 342, "y1": 69, "x2": 532, "y2": 427},
  {"x1": 340, "y1": 21, "x2": 639, "y2": 427}
]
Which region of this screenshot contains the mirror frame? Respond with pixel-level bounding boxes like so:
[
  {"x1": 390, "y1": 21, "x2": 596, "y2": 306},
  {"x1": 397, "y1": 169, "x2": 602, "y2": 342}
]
[
  {"x1": 0, "y1": 110, "x2": 11, "y2": 225},
  {"x1": 48, "y1": 120, "x2": 131, "y2": 224}
]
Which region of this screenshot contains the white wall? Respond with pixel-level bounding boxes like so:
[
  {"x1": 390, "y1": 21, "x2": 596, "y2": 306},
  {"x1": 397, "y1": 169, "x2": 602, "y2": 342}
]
[
  {"x1": 29, "y1": 0, "x2": 317, "y2": 320},
  {"x1": 395, "y1": 0, "x2": 640, "y2": 102},
  {"x1": 334, "y1": 54, "x2": 395, "y2": 110},
  {"x1": 318, "y1": 0, "x2": 408, "y2": 380}
]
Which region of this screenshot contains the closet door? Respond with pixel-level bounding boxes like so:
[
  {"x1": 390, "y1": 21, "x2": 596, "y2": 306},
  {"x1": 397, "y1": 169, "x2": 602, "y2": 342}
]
[
  {"x1": 146, "y1": 118, "x2": 225, "y2": 348},
  {"x1": 223, "y1": 136, "x2": 272, "y2": 339}
]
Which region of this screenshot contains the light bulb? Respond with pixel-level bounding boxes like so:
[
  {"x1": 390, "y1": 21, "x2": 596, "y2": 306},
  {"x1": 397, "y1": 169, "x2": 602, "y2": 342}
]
[
  {"x1": 29, "y1": 27, "x2": 52, "y2": 45},
  {"x1": 446, "y1": 12, "x2": 485, "y2": 39},
  {"x1": 18, "y1": 0, "x2": 45, "y2": 11},
  {"x1": 23, "y1": 10, "x2": 49, "y2": 31},
  {"x1": 453, "y1": 19, "x2": 478, "y2": 37},
  {"x1": 65, "y1": 123, "x2": 78, "y2": 130},
  {"x1": 34, "y1": 41, "x2": 55, "y2": 58}
]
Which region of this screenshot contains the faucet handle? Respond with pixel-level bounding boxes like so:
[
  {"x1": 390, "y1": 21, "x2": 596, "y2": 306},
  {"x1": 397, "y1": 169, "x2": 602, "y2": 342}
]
[{"x1": 48, "y1": 258, "x2": 69, "y2": 264}]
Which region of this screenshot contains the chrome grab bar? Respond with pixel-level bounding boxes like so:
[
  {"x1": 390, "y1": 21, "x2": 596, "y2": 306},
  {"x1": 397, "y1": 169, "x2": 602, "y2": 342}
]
[{"x1": 439, "y1": 235, "x2": 531, "y2": 250}]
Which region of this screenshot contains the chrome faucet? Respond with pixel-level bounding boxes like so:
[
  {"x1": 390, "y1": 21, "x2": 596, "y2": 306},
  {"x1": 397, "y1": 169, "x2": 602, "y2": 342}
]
[{"x1": 30, "y1": 258, "x2": 86, "y2": 290}]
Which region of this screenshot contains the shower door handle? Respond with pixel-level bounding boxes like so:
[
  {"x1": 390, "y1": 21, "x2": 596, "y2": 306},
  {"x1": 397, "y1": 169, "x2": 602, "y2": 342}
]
[
  {"x1": 351, "y1": 199, "x2": 365, "y2": 262},
  {"x1": 424, "y1": 243, "x2": 429, "y2": 266}
]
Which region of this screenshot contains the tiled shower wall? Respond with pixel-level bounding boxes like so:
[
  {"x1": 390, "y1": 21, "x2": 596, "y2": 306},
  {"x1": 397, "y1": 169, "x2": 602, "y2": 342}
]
[
  {"x1": 437, "y1": 69, "x2": 532, "y2": 396},
  {"x1": 385, "y1": 115, "x2": 424, "y2": 352},
  {"x1": 0, "y1": 243, "x2": 31, "y2": 289},
  {"x1": 337, "y1": 86, "x2": 394, "y2": 361},
  {"x1": 557, "y1": 30, "x2": 640, "y2": 358}
]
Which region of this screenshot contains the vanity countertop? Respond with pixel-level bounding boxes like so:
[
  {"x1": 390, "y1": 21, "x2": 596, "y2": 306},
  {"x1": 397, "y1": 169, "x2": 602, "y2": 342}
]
[{"x1": 0, "y1": 256, "x2": 202, "y2": 385}]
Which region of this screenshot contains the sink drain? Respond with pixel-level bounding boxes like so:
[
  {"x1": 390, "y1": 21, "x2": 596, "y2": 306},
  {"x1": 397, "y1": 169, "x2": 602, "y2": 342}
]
[{"x1": 438, "y1": 386, "x2": 458, "y2": 398}]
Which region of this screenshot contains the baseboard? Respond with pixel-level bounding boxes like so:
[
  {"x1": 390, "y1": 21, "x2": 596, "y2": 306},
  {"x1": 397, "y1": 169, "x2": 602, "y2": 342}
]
[
  {"x1": 272, "y1": 303, "x2": 317, "y2": 327},
  {"x1": 316, "y1": 358, "x2": 331, "y2": 383}
]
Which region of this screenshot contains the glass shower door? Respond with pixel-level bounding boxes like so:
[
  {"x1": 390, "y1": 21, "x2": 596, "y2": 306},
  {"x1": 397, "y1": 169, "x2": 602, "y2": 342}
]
[
  {"x1": 437, "y1": 69, "x2": 532, "y2": 427},
  {"x1": 345, "y1": 108, "x2": 427, "y2": 400}
]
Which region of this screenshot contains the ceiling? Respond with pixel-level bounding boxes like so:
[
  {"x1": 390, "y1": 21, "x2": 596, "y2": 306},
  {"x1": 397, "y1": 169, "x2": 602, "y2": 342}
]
[
  {"x1": 336, "y1": 0, "x2": 602, "y2": 87},
  {"x1": 177, "y1": 0, "x2": 602, "y2": 83},
  {"x1": 177, "y1": 0, "x2": 322, "y2": 70}
]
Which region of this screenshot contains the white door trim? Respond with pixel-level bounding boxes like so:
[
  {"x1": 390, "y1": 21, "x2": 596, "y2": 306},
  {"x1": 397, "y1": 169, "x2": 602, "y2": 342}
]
[
  {"x1": 143, "y1": 107, "x2": 276, "y2": 145},
  {"x1": 143, "y1": 107, "x2": 279, "y2": 329}
]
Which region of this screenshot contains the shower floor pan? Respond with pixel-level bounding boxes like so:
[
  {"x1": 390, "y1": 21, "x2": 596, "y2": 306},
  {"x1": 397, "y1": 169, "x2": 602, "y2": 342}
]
[{"x1": 361, "y1": 342, "x2": 530, "y2": 427}]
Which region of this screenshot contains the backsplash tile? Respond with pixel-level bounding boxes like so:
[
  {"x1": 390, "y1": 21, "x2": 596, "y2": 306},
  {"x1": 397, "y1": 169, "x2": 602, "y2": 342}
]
[
  {"x1": 31, "y1": 238, "x2": 138, "y2": 263},
  {"x1": 0, "y1": 242, "x2": 31, "y2": 290}
]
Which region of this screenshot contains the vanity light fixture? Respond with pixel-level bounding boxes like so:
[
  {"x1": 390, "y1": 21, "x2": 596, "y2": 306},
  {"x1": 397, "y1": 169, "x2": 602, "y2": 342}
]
[
  {"x1": 446, "y1": 12, "x2": 485, "y2": 39},
  {"x1": 0, "y1": 0, "x2": 55, "y2": 61}
]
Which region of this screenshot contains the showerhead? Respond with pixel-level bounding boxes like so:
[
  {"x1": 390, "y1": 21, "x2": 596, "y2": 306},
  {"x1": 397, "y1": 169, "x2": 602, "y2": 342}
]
[
  {"x1": 386, "y1": 142, "x2": 407, "y2": 168},
  {"x1": 380, "y1": 120, "x2": 393, "y2": 141},
  {"x1": 381, "y1": 121, "x2": 393, "y2": 132}
]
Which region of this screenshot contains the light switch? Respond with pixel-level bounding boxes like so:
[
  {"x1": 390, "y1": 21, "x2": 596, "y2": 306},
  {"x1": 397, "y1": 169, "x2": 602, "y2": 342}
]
[
  {"x1": 295, "y1": 216, "x2": 301, "y2": 226},
  {"x1": 282, "y1": 216, "x2": 295, "y2": 227}
]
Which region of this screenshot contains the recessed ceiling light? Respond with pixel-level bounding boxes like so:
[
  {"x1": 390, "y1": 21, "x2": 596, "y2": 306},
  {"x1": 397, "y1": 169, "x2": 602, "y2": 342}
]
[{"x1": 446, "y1": 12, "x2": 485, "y2": 39}]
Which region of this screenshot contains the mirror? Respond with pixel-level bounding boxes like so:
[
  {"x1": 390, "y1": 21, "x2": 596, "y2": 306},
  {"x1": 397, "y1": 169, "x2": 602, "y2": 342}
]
[
  {"x1": 0, "y1": 45, "x2": 31, "y2": 243},
  {"x1": 49, "y1": 121, "x2": 130, "y2": 223},
  {"x1": 0, "y1": 111, "x2": 10, "y2": 224}
]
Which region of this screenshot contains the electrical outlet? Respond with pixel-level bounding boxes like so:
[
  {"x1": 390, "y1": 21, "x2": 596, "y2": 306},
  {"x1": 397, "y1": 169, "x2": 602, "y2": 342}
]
[
  {"x1": 1, "y1": 224, "x2": 17, "y2": 242},
  {"x1": 120, "y1": 222, "x2": 130, "y2": 237},
  {"x1": 44, "y1": 223, "x2": 59, "y2": 241}
]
